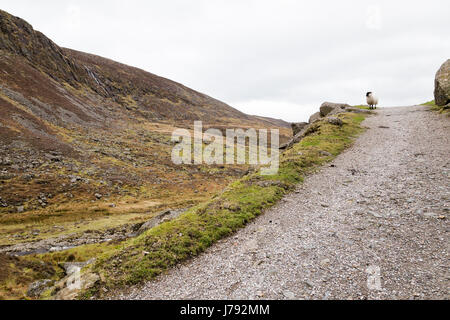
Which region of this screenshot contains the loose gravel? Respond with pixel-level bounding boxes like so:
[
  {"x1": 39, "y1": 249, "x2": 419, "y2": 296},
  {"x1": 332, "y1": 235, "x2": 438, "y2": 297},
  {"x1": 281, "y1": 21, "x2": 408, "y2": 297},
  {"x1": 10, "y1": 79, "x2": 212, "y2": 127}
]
[{"x1": 115, "y1": 106, "x2": 449, "y2": 300}]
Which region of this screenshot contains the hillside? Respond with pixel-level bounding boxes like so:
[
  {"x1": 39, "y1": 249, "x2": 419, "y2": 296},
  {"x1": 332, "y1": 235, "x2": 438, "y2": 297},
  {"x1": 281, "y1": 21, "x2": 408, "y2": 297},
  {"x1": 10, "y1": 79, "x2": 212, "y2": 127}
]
[
  {"x1": 0, "y1": 9, "x2": 288, "y2": 137},
  {"x1": 0, "y1": 8, "x2": 290, "y2": 292},
  {"x1": 0, "y1": 10, "x2": 290, "y2": 206}
]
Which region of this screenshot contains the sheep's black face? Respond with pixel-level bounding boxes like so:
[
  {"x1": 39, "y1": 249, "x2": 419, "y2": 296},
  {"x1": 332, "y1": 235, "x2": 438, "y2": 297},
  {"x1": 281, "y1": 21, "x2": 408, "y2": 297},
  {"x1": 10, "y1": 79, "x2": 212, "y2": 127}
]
[{"x1": 366, "y1": 92, "x2": 372, "y2": 97}]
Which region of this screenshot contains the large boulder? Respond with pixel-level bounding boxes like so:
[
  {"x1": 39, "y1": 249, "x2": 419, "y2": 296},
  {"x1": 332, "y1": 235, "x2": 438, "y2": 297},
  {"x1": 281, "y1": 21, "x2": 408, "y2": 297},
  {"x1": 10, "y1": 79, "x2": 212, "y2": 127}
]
[
  {"x1": 434, "y1": 59, "x2": 450, "y2": 106},
  {"x1": 308, "y1": 112, "x2": 322, "y2": 124},
  {"x1": 327, "y1": 117, "x2": 343, "y2": 126},
  {"x1": 291, "y1": 122, "x2": 309, "y2": 136},
  {"x1": 320, "y1": 102, "x2": 351, "y2": 117}
]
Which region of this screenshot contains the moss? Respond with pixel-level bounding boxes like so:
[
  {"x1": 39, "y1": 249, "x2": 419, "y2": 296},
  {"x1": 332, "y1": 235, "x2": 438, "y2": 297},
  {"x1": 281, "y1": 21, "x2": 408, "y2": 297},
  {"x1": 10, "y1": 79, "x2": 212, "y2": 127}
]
[{"x1": 77, "y1": 112, "x2": 367, "y2": 296}]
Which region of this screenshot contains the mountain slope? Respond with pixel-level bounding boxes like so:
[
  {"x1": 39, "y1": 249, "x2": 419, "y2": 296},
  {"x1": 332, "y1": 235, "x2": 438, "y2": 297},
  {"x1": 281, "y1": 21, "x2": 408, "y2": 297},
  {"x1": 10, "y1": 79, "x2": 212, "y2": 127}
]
[
  {"x1": 0, "y1": 9, "x2": 288, "y2": 133},
  {"x1": 0, "y1": 9, "x2": 290, "y2": 259}
]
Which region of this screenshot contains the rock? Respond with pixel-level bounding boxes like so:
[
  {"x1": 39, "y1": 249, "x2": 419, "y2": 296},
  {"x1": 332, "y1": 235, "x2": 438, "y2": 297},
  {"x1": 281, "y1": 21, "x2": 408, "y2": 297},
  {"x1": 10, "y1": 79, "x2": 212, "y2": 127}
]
[
  {"x1": 55, "y1": 272, "x2": 100, "y2": 300},
  {"x1": 280, "y1": 122, "x2": 319, "y2": 150},
  {"x1": 319, "y1": 151, "x2": 332, "y2": 157},
  {"x1": 423, "y1": 212, "x2": 438, "y2": 218},
  {"x1": 27, "y1": 279, "x2": 54, "y2": 298},
  {"x1": 16, "y1": 205, "x2": 24, "y2": 213},
  {"x1": 2, "y1": 157, "x2": 12, "y2": 165},
  {"x1": 434, "y1": 59, "x2": 450, "y2": 106},
  {"x1": 291, "y1": 122, "x2": 309, "y2": 136},
  {"x1": 320, "y1": 258, "x2": 330, "y2": 267},
  {"x1": 368, "y1": 211, "x2": 383, "y2": 218},
  {"x1": 94, "y1": 193, "x2": 102, "y2": 199},
  {"x1": 309, "y1": 111, "x2": 322, "y2": 124},
  {"x1": 137, "y1": 208, "x2": 186, "y2": 235},
  {"x1": 70, "y1": 176, "x2": 82, "y2": 183},
  {"x1": 63, "y1": 259, "x2": 95, "y2": 276},
  {"x1": 221, "y1": 202, "x2": 242, "y2": 211},
  {"x1": 44, "y1": 153, "x2": 62, "y2": 162},
  {"x1": 320, "y1": 102, "x2": 351, "y2": 117},
  {"x1": 255, "y1": 180, "x2": 288, "y2": 188},
  {"x1": 282, "y1": 290, "x2": 296, "y2": 299},
  {"x1": 327, "y1": 117, "x2": 343, "y2": 126},
  {"x1": 49, "y1": 246, "x2": 73, "y2": 252}
]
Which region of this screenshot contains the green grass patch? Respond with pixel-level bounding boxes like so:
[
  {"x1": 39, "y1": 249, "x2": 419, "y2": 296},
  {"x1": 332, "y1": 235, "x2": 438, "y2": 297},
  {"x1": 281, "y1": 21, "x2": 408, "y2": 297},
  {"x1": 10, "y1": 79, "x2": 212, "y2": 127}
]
[
  {"x1": 352, "y1": 105, "x2": 371, "y2": 110},
  {"x1": 76, "y1": 112, "x2": 366, "y2": 298},
  {"x1": 421, "y1": 100, "x2": 449, "y2": 114},
  {"x1": 421, "y1": 100, "x2": 437, "y2": 107}
]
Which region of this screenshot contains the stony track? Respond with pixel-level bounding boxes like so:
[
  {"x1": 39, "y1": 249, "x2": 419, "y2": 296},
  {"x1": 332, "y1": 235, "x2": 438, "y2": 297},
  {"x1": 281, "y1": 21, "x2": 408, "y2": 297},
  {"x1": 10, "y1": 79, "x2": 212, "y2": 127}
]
[{"x1": 116, "y1": 106, "x2": 449, "y2": 300}]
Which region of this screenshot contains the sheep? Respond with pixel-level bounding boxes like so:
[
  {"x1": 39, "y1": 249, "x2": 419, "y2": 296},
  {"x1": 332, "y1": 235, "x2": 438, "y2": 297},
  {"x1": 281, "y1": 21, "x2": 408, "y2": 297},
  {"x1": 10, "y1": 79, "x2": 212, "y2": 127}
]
[{"x1": 366, "y1": 92, "x2": 379, "y2": 109}]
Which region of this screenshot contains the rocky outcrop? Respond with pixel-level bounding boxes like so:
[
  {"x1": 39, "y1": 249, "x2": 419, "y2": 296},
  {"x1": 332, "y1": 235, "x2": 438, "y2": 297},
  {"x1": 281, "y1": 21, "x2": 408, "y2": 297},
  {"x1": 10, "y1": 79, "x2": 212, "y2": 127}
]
[
  {"x1": 27, "y1": 279, "x2": 54, "y2": 298},
  {"x1": 43, "y1": 258, "x2": 98, "y2": 300},
  {"x1": 434, "y1": 59, "x2": 450, "y2": 106},
  {"x1": 291, "y1": 122, "x2": 309, "y2": 136},
  {"x1": 327, "y1": 117, "x2": 343, "y2": 126},
  {"x1": 309, "y1": 112, "x2": 321, "y2": 124},
  {"x1": 320, "y1": 102, "x2": 352, "y2": 117},
  {"x1": 137, "y1": 208, "x2": 187, "y2": 235},
  {"x1": 280, "y1": 103, "x2": 371, "y2": 150},
  {"x1": 54, "y1": 272, "x2": 100, "y2": 300},
  {"x1": 280, "y1": 122, "x2": 321, "y2": 150}
]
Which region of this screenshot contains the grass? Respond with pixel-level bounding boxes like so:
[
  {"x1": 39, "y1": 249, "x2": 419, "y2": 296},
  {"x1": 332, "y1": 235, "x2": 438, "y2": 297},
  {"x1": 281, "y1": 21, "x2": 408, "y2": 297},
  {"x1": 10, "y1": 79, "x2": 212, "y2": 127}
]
[
  {"x1": 422, "y1": 100, "x2": 437, "y2": 107},
  {"x1": 0, "y1": 253, "x2": 56, "y2": 300},
  {"x1": 0, "y1": 112, "x2": 366, "y2": 300},
  {"x1": 352, "y1": 105, "x2": 371, "y2": 110},
  {"x1": 77, "y1": 112, "x2": 366, "y2": 298},
  {"x1": 422, "y1": 100, "x2": 449, "y2": 114}
]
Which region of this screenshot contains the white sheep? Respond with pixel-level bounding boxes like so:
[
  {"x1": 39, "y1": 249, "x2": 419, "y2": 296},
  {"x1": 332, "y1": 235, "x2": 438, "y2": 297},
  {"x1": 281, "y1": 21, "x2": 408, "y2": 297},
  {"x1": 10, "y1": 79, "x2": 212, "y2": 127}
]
[{"x1": 366, "y1": 92, "x2": 379, "y2": 109}]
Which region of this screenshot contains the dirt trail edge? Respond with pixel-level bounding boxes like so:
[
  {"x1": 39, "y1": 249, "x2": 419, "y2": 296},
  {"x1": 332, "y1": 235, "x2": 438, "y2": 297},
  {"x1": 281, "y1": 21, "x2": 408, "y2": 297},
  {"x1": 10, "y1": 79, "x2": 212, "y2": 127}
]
[{"x1": 115, "y1": 105, "x2": 449, "y2": 300}]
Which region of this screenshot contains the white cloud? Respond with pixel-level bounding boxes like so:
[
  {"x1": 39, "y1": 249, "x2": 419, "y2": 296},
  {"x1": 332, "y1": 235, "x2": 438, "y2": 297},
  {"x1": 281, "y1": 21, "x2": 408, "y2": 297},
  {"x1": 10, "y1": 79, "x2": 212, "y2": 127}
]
[
  {"x1": 66, "y1": 5, "x2": 81, "y2": 31},
  {"x1": 234, "y1": 100, "x2": 317, "y2": 123},
  {"x1": 366, "y1": 5, "x2": 383, "y2": 30}
]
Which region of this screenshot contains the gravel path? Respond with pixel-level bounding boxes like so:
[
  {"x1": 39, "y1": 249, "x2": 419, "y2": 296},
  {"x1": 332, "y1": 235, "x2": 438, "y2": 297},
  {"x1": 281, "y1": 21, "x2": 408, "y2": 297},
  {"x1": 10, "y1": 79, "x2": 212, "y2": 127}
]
[{"x1": 117, "y1": 106, "x2": 449, "y2": 300}]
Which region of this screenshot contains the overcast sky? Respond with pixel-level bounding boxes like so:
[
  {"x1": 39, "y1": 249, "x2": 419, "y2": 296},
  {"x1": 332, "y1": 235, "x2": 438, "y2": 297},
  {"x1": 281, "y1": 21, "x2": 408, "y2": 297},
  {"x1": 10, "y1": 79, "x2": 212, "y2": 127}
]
[{"x1": 2, "y1": 1, "x2": 449, "y2": 122}]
